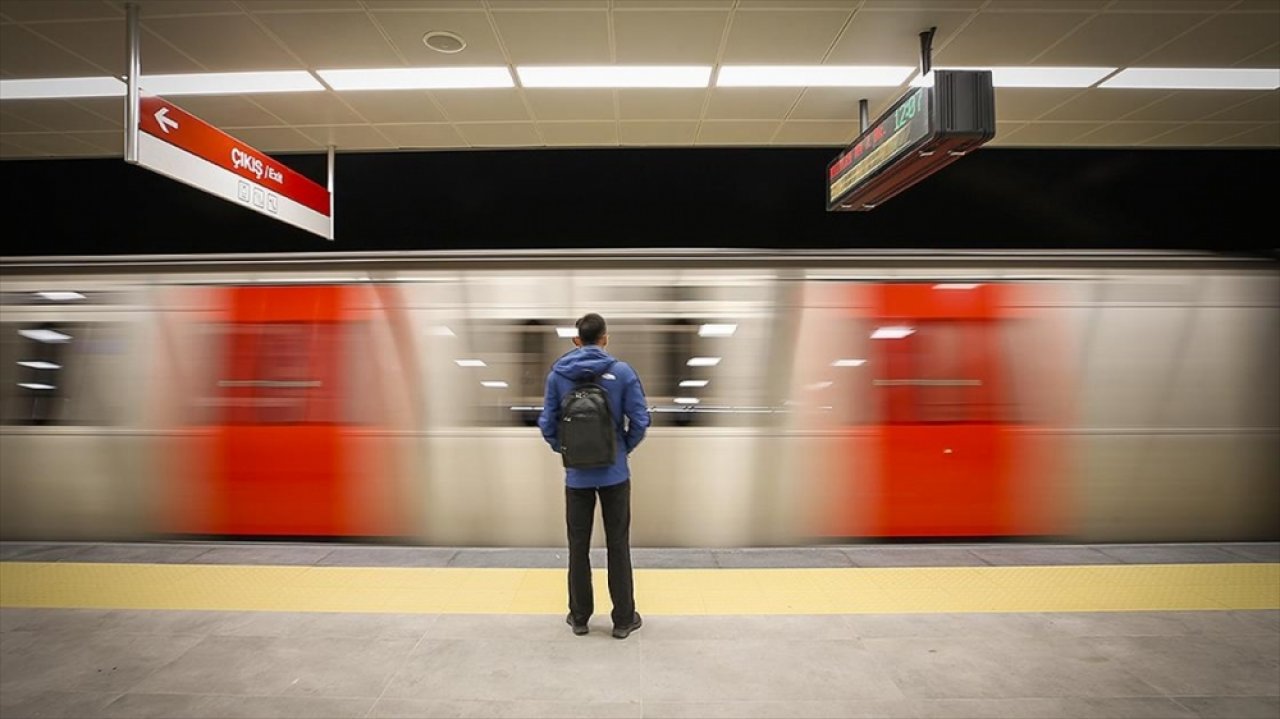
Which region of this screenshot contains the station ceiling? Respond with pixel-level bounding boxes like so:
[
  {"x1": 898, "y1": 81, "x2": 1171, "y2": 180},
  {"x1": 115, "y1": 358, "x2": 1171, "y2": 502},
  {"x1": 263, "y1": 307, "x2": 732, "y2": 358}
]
[{"x1": 1, "y1": 0, "x2": 1277, "y2": 159}]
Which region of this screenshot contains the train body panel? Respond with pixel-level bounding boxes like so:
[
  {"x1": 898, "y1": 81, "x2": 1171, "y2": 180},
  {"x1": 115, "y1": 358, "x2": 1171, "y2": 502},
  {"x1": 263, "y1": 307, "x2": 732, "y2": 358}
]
[{"x1": 1, "y1": 252, "x2": 1275, "y2": 544}]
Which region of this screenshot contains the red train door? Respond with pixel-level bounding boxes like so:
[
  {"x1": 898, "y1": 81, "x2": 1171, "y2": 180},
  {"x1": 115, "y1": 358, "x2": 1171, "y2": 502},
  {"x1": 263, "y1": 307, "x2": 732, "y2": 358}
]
[
  {"x1": 869, "y1": 283, "x2": 1018, "y2": 537},
  {"x1": 209, "y1": 285, "x2": 347, "y2": 536}
]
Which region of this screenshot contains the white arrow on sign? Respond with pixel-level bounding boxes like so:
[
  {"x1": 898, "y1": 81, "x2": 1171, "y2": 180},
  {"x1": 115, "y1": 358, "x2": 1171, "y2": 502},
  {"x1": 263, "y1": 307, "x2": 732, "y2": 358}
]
[{"x1": 154, "y1": 107, "x2": 179, "y2": 134}]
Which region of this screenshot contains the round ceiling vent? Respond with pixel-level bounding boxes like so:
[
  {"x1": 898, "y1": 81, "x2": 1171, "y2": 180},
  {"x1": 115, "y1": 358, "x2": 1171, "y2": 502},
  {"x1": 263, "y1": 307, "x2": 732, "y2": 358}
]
[{"x1": 423, "y1": 31, "x2": 466, "y2": 54}]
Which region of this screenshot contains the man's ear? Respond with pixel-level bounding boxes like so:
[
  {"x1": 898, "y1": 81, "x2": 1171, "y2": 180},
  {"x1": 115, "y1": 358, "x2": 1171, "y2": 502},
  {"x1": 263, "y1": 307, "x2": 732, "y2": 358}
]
[{"x1": 572, "y1": 337, "x2": 583, "y2": 348}]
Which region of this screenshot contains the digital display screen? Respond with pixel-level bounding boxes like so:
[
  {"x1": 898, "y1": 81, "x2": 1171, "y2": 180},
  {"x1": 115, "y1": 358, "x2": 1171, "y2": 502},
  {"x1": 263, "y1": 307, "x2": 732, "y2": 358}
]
[{"x1": 828, "y1": 87, "x2": 933, "y2": 206}]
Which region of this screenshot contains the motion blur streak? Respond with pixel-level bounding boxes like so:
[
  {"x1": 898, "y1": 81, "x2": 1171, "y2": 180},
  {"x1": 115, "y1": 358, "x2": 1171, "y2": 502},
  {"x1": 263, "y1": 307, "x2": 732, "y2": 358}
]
[{"x1": 0, "y1": 251, "x2": 1276, "y2": 546}]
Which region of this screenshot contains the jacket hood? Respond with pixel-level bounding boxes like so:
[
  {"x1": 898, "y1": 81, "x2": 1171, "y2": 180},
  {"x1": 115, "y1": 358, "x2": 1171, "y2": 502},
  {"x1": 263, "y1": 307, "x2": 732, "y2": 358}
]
[{"x1": 552, "y1": 345, "x2": 616, "y2": 381}]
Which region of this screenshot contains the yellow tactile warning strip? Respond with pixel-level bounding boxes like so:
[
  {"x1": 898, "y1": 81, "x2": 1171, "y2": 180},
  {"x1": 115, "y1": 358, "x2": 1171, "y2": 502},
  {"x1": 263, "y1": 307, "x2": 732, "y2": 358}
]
[{"x1": 1, "y1": 562, "x2": 1277, "y2": 615}]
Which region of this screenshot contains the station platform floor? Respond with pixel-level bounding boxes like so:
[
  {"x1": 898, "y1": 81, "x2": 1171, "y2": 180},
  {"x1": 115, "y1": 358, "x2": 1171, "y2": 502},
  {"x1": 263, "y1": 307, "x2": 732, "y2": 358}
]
[{"x1": 1, "y1": 541, "x2": 1277, "y2": 719}]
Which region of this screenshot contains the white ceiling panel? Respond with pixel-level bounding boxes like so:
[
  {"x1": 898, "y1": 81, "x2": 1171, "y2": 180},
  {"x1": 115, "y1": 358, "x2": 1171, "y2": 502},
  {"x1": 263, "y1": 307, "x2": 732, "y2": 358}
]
[
  {"x1": 1214, "y1": 122, "x2": 1279, "y2": 145},
  {"x1": 364, "y1": 1, "x2": 483, "y2": 8},
  {"x1": 490, "y1": 10, "x2": 611, "y2": 64},
  {"x1": 0, "y1": 139, "x2": 43, "y2": 157},
  {"x1": 28, "y1": 20, "x2": 204, "y2": 75},
  {"x1": 1138, "y1": 13, "x2": 1280, "y2": 67},
  {"x1": 1106, "y1": 1, "x2": 1236, "y2": 11},
  {"x1": 1124, "y1": 90, "x2": 1277, "y2": 122},
  {"x1": 994, "y1": 88, "x2": 1080, "y2": 121},
  {"x1": 0, "y1": 110, "x2": 52, "y2": 132},
  {"x1": 1, "y1": 1, "x2": 1277, "y2": 151},
  {"x1": 1141, "y1": 121, "x2": 1261, "y2": 146},
  {"x1": 224, "y1": 126, "x2": 320, "y2": 152},
  {"x1": 524, "y1": 89, "x2": 615, "y2": 121},
  {"x1": 786, "y1": 87, "x2": 897, "y2": 121},
  {"x1": 1000, "y1": 121, "x2": 1099, "y2": 145},
  {"x1": 2, "y1": 99, "x2": 120, "y2": 131},
  {"x1": 0, "y1": 24, "x2": 116, "y2": 77},
  {"x1": 1203, "y1": 92, "x2": 1280, "y2": 122},
  {"x1": 773, "y1": 120, "x2": 854, "y2": 145},
  {"x1": 1041, "y1": 89, "x2": 1171, "y2": 121},
  {"x1": 249, "y1": 91, "x2": 365, "y2": 125},
  {"x1": 613, "y1": 10, "x2": 728, "y2": 64},
  {"x1": 705, "y1": 88, "x2": 803, "y2": 120},
  {"x1": 296, "y1": 124, "x2": 395, "y2": 150},
  {"x1": 616, "y1": 89, "x2": 706, "y2": 119},
  {"x1": 696, "y1": 119, "x2": 781, "y2": 145},
  {"x1": 937, "y1": 11, "x2": 1093, "y2": 66},
  {"x1": 129, "y1": 1, "x2": 255, "y2": 15},
  {"x1": 143, "y1": 15, "x2": 303, "y2": 72},
  {"x1": 240, "y1": 1, "x2": 363, "y2": 11},
  {"x1": 827, "y1": 10, "x2": 973, "y2": 66},
  {"x1": 618, "y1": 120, "x2": 698, "y2": 145},
  {"x1": 338, "y1": 91, "x2": 447, "y2": 124},
  {"x1": 2, "y1": 131, "x2": 102, "y2": 156},
  {"x1": 253, "y1": 11, "x2": 402, "y2": 68},
  {"x1": 376, "y1": 122, "x2": 465, "y2": 148},
  {"x1": 1075, "y1": 122, "x2": 1172, "y2": 145},
  {"x1": 538, "y1": 120, "x2": 618, "y2": 146},
  {"x1": 720, "y1": 10, "x2": 851, "y2": 64},
  {"x1": 67, "y1": 129, "x2": 122, "y2": 154},
  {"x1": 430, "y1": 89, "x2": 530, "y2": 122},
  {"x1": 1, "y1": 1, "x2": 120, "y2": 22},
  {"x1": 455, "y1": 121, "x2": 541, "y2": 147},
  {"x1": 1036, "y1": 12, "x2": 1210, "y2": 67},
  {"x1": 369, "y1": 10, "x2": 507, "y2": 66},
  {"x1": 156, "y1": 95, "x2": 284, "y2": 128},
  {"x1": 986, "y1": 121, "x2": 1029, "y2": 146}
]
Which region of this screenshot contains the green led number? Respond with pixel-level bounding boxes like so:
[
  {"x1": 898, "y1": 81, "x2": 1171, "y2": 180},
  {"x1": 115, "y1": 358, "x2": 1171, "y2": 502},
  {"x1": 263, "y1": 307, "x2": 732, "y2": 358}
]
[{"x1": 894, "y1": 91, "x2": 922, "y2": 131}]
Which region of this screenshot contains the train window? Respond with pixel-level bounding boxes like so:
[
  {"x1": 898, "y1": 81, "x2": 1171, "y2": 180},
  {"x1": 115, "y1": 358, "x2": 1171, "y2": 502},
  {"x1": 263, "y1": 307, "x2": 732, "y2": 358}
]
[
  {"x1": 875, "y1": 320, "x2": 1015, "y2": 424},
  {"x1": 1, "y1": 322, "x2": 124, "y2": 426},
  {"x1": 212, "y1": 322, "x2": 342, "y2": 425}
]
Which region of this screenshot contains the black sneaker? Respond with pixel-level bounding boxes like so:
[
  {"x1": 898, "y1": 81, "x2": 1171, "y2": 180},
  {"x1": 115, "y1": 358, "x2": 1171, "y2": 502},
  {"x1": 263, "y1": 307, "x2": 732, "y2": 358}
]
[
  {"x1": 612, "y1": 613, "x2": 642, "y2": 639},
  {"x1": 566, "y1": 614, "x2": 588, "y2": 636}
]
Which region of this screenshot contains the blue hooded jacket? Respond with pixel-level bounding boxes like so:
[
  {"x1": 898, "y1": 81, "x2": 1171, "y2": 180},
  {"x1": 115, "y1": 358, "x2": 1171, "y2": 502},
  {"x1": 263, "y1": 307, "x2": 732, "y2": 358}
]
[{"x1": 538, "y1": 345, "x2": 650, "y2": 488}]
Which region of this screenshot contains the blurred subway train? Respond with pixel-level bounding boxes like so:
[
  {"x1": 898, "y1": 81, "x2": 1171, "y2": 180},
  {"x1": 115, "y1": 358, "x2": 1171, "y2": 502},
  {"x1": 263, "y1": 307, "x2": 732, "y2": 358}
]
[{"x1": 1, "y1": 250, "x2": 1276, "y2": 546}]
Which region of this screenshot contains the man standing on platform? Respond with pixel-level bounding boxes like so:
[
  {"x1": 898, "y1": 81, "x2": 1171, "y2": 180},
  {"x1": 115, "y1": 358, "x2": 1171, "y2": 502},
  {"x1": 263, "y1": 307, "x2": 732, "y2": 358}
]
[{"x1": 538, "y1": 313, "x2": 649, "y2": 639}]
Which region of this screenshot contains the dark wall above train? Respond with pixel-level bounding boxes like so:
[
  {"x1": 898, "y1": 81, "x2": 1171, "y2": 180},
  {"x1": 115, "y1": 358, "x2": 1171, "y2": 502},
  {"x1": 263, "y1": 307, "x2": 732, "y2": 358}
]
[{"x1": 2, "y1": 148, "x2": 1277, "y2": 257}]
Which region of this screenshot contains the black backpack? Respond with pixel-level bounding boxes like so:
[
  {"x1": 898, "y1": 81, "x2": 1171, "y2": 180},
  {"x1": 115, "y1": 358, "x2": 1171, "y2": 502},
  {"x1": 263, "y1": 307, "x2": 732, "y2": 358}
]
[{"x1": 558, "y1": 362, "x2": 618, "y2": 469}]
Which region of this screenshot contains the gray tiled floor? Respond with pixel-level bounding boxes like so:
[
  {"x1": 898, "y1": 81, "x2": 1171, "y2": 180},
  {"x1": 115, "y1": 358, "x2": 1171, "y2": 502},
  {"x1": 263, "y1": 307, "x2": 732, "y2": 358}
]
[
  {"x1": 1, "y1": 608, "x2": 1275, "y2": 719},
  {"x1": 3, "y1": 540, "x2": 1276, "y2": 568}
]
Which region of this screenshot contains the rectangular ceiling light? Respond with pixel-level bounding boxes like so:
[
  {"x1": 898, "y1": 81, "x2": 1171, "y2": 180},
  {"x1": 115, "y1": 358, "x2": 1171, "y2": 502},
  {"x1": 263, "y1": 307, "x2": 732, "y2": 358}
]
[
  {"x1": 517, "y1": 66, "x2": 711, "y2": 88},
  {"x1": 18, "y1": 361, "x2": 61, "y2": 370},
  {"x1": 0, "y1": 76, "x2": 124, "y2": 99},
  {"x1": 687, "y1": 357, "x2": 722, "y2": 367},
  {"x1": 910, "y1": 67, "x2": 1116, "y2": 88},
  {"x1": 871, "y1": 326, "x2": 915, "y2": 340},
  {"x1": 141, "y1": 71, "x2": 323, "y2": 96},
  {"x1": 556, "y1": 327, "x2": 579, "y2": 338},
  {"x1": 18, "y1": 329, "x2": 72, "y2": 343},
  {"x1": 831, "y1": 359, "x2": 866, "y2": 367},
  {"x1": 716, "y1": 66, "x2": 914, "y2": 87},
  {"x1": 455, "y1": 359, "x2": 487, "y2": 367},
  {"x1": 698, "y1": 323, "x2": 738, "y2": 337},
  {"x1": 1100, "y1": 68, "x2": 1280, "y2": 90},
  {"x1": 319, "y1": 67, "x2": 514, "y2": 90},
  {"x1": 35, "y1": 291, "x2": 86, "y2": 301},
  {"x1": 679, "y1": 379, "x2": 709, "y2": 388},
  {"x1": 481, "y1": 380, "x2": 509, "y2": 388}
]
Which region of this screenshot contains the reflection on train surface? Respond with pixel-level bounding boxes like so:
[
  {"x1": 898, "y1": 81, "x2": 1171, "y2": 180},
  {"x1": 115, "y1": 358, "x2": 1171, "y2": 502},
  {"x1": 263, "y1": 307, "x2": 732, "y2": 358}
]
[{"x1": 1, "y1": 251, "x2": 1276, "y2": 546}]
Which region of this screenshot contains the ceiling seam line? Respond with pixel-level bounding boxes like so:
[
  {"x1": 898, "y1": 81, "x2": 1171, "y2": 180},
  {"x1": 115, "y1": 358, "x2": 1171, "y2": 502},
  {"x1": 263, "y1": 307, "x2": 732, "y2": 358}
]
[
  {"x1": 694, "y1": 0, "x2": 738, "y2": 147},
  {"x1": 482, "y1": 0, "x2": 544, "y2": 149},
  {"x1": 768, "y1": 0, "x2": 864, "y2": 147}
]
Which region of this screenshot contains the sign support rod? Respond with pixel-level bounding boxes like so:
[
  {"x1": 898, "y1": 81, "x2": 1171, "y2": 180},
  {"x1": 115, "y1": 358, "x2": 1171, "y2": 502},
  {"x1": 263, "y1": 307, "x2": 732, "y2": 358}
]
[
  {"x1": 124, "y1": 2, "x2": 140, "y2": 163},
  {"x1": 326, "y1": 145, "x2": 336, "y2": 241},
  {"x1": 919, "y1": 26, "x2": 936, "y2": 78},
  {"x1": 858, "y1": 99, "x2": 869, "y2": 134}
]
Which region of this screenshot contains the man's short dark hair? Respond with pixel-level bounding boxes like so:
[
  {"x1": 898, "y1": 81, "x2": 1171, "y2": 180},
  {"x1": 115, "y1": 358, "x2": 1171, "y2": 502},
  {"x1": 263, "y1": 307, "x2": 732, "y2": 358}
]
[{"x1": 576, "y1": 313, "x2": 607, "y2": 345}]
